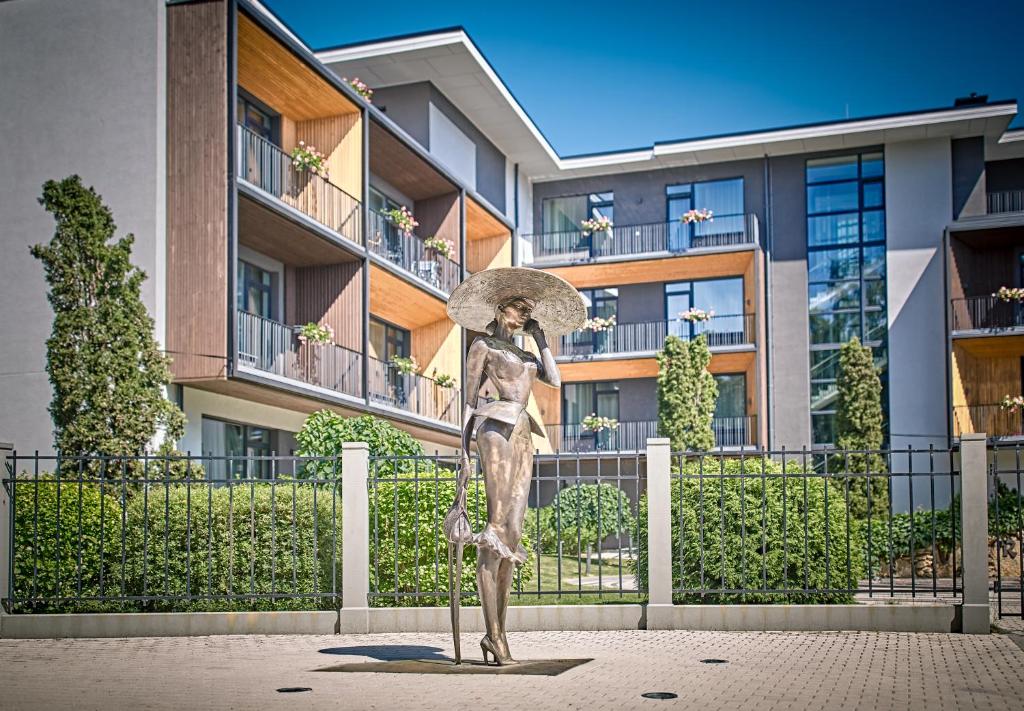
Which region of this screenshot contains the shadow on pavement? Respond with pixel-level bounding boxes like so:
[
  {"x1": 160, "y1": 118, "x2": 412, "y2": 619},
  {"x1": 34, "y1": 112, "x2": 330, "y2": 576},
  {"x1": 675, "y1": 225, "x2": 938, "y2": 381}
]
[{"x1": 318, "y1": 645, "x2": 449, "y2": 661}]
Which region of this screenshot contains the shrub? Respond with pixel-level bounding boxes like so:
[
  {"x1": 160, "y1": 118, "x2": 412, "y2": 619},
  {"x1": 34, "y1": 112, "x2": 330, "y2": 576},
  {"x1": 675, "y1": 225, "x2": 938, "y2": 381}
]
[
  {"x1": 370, "y1": 464, "x2": 533, "y2": 607},
  {"x1": 11, "y1": 477, "x2": 126, "y2": 612},
  {"x1": 296, "y1": 411, "x2": 422, "y2": 478},
  {"x1": 524, "y1": 483, "x2": 636, "y2": 556},
  {"x1": 636, "y1": 457, "x2": 865, "y2": 603},
  {"x1": 121, "y1": 482, "x2": 340, "y2": 611},
  {"x1": 657, "y1": 334, "x2": 717, "y2": 451}
]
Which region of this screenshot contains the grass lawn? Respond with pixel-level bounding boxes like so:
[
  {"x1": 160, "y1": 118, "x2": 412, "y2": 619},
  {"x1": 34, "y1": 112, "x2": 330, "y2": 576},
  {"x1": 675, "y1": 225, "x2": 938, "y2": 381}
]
[{"x1": 508, "y1": 552, "x2": 647, "y2": 605}]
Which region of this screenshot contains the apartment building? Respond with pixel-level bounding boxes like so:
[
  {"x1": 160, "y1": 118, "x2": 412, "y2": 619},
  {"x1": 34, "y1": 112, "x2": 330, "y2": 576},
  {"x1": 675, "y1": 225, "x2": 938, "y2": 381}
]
[{"x1": 2, "y1": 0, "x2": 1023, "y2": 463}]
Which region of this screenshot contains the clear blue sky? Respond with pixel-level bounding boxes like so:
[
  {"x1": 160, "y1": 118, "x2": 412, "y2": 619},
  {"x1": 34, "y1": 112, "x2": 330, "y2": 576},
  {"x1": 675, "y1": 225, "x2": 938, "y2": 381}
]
[{"x1": 265, "y1": 0, "x2": 1022, "y2": 157}]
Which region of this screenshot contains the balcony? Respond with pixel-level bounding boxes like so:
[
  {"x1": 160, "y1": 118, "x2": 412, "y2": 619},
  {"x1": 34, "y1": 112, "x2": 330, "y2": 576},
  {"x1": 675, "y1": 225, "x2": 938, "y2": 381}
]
[
  {"x1": 988, "y1": 190, "x2": 1024, "y2": 215},
  {"x1": 951, "y1": 296, "x2": 1024, "y2": 334},
  {"x1": 236, "y1": 125, "x2": 362, "y2": 246},
  {"x1": 368, "y1": 209, "x2": 460, "y2": 294},
  {"x1": 367, "y1": 357, "x2": 461, "y2": 427},
  {"x1": 524, "y1": 214, "x2": 758, "y2": 265},
  {"x1": 237, "y1": 310, "x2": 363, "y2": 399},
  {"x1": 556, "y1": 314, "x2": 755, "y2": 360},
  {"x1": 544, "y1": 417, "x2": 757, "y2": 452},
  {"x1": 954, "y1": 405, "x2": 1024, "y2": 440}
]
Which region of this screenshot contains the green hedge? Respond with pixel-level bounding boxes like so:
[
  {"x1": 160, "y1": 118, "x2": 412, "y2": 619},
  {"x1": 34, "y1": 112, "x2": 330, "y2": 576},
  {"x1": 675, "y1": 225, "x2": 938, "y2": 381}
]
[
  {"x1": 636, "y1": 458, "x2": 866, "y2": 603},
  {"x1": 121, "y1": 482, "x2": 340, "y2": 611},
  {"x1": 370, "y1": 465, "x2": 533, "y2": 607},
  {"x1": 12, "y1": 478, "x2": 126, "y2": 612}
]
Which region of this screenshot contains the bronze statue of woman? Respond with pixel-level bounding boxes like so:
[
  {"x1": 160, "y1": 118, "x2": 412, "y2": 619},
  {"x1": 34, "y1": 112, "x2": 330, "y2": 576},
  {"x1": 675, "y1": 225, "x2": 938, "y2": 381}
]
[{"x1": 444, "y1": 267, "x2": 585, "y2": 666}]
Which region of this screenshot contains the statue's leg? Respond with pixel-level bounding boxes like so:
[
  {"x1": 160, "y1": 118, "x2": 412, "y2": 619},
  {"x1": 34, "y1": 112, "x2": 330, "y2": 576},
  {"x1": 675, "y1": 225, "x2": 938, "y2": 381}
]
[{"x1": 476, "y1": 547, "x2": 502, "y2": 652}]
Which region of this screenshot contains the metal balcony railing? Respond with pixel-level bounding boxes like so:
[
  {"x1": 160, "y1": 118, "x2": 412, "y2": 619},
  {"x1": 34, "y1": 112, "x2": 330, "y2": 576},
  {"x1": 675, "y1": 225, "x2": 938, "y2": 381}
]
[
  {"x1": 556, "y1": 314, "x2": 755, "y2": 358},
  {"x1": 954, "y1": 404, "x2": 1024, "y2": 439},
  {"x1": 524, "y1": 214, "x2": 758, "y2": 264},
  {"x1": 367, "y1": 356, "x2": 461, "y2": 426},
  {"x1": 367, "y1": 210, "x2": 461, "y2": 294},
  {"x1": 544, "y1": 416, "x2": 756, "y2": 452},
  {"x1": 951, "y1": 295, "x2": 1024, "y2": 332},
  {"x1": 237, "y1": 310, "x2": 362, "y2": 398},
  {"x1": 987, "y1": 190, "x2": 1024, "y2": 214},
  {"x1": 236, "y1": 125, "x2": 363, "y2": 245}
]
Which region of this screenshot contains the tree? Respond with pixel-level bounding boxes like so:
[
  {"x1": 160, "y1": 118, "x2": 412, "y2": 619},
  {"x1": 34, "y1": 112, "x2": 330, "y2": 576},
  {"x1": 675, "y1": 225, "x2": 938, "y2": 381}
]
[
  {"x1": 657, "y1": 334, "x2": 717, "y2": 451},
  {"x1": 31, "y1": 176, "x2": 184, "y2": 456},
  {"x1": 295, "y1": 411, "x2": 422, "y2": 477},
  {"x1": 833, "y1": 336, "x2": 887, "y2": 518}
]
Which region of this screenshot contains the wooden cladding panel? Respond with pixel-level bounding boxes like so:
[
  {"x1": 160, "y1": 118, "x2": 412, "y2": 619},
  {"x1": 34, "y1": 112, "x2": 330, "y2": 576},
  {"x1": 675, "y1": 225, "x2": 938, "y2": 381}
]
[
  {"x1": 414, "y1": 193, "x2": 461, "y2": 264},
  {"x1": 559, "y1": 351, "x2": 755, "y2": 383},
  {"x1": 952, "y1": 344, "x2": 1021, "y2": 408},
  {"x1": 369, "y1": 121, "x2": 454, "y2": 201},
  {"x1": 545, "y1": 250, "x2": 755, "y2": 290},
  {"x1": 412, "y1": 318, "x2": 460, "y2": 382},
  {"x1": 369, "y1": 264, "x2": 447, "y2": 329},
  {"x1": 949, "y1": 237, "x2": 1016, "y2": 301},
  {"x1": 294, "y1": 114, "x2": 363, "y2": 202},
  {"x1": 289, "y1": 262, "x2": 363, "y2": 352},
  {"x1": 237, "y1": 13, "x2": 357, "y2": 120},
  {"x1": 167, "y1": 1, "x2": 228, "y2": 382},
  {"x1": 238, "y1": 197, "x2": 357, "y2": 267},
  {"x1": 466, "y1": 197, "x2": 509, "y2": 241},
  {"x1": 467, "y1": 234, "x2": 511, "y2": 274}
]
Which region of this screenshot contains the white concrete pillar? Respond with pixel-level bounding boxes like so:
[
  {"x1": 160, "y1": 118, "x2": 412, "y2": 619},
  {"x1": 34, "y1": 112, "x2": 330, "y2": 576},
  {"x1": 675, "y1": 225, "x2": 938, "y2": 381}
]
[
  {"x1": 959, "y1": 433, "x2": 990, "y2": 634},
  {"x1": 646, "y1": 438, "x2": 673, "y2": 629},
  {"x1": 340, "y1": 442, "x2": 370, "y2": 632}
]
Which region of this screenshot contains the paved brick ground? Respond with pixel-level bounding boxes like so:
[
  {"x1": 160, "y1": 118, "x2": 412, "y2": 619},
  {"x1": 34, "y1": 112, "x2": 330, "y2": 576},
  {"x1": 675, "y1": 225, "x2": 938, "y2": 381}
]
[{"x1": 2, "y1": 629, "x2": 1023, "y2": 711}]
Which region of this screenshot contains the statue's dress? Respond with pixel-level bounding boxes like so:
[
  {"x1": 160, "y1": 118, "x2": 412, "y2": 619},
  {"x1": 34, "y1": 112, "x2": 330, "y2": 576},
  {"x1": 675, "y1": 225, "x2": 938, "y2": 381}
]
[{"x1": 471, "y1": 338, "x2": 544, "y2": 564}]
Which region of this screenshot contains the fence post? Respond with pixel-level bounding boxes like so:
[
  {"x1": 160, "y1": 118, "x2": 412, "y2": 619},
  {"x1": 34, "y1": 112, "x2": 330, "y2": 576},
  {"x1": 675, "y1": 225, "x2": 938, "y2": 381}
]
[
  {"x1": 340, "y1": 442, "x2": 370, "y2": 633},
  {"x1": 0, "y1": 442, "x2": 12, "y2": 617},
  {"x1": 959, "y1": 433, "x2": 990, "y2": 634},
  {"x1": 646, "y1": 437, "x2": 673, "y2": 630}
]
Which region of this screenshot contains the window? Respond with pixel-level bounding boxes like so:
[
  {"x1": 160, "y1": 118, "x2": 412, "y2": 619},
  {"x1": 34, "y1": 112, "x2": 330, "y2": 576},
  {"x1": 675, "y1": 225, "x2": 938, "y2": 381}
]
[
  {"x1": 237, "y1": 91, "x2": 278, "y2": 144},
  {"x1": 369, "y1": 317, "x2": 410, "y2": 362},
  {"x1": 806, "y1": 151, "x2": 887, "y2": 446},
  {"x1": 573, "y1": 287, "x2": 619, "y2": 354},
  {"x1": 667, "y1": 178, "x2": 744, "y2": 250},
  {"x1": 541, "y1": 192, "x2": 614, "y2": 234},
  {"x1": 665, "y1": 277, "x2": 745, "y2": 345},
  {"x1": 368, "y1": 187, "x2": 405, "y2": 256},
  {"x1": 563, "y1": 381, "x2": 620, "y2": 448},
  {"x1": 201, "y1": 416, "x2": 285, "y2": 480},
  {"x1": 713, "y1": 373, "x2": 749, "y2": 446},
  {"x1": 237, "y1": 260, "x2": 276, "y2": 320}
]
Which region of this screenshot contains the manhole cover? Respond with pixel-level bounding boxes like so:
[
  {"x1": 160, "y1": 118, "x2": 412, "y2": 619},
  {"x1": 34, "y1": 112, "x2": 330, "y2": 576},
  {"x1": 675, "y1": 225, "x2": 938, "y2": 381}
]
[
  {"x1": 277, "y1": 687, "x2": 312, "y2": 693},
  {"x1": 641, "y1": 692, "x2": 678, "y2": 700},
  {"x1": 700, "y1": 659, "x2": 728, "y2": 664}
]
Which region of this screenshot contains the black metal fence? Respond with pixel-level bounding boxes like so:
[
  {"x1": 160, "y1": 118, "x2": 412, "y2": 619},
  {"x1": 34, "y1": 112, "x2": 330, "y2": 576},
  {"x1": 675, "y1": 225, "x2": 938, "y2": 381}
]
[
  {"x1": 666, "y1": 447, "x2": 963, "y2": 603},
  {"x1": 3, "y1": 453, "x2": 342, "y2": 613},
  {"x1": 5, "y1": 444, "x2": 1020, "y2": 615},
  {"x1": 991, "y1": 445, "x2": 1024, "y2": 619},
  {"x1": 366, "y1": 451, "x2": 646, "y2": 606}
]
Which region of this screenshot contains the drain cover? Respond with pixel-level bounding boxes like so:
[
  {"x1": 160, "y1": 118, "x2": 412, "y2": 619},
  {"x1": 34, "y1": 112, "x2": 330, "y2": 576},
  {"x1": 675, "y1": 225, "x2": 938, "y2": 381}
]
[
  {"x1": 700, "y1": 659, "x2": 728, "y2": 664},
  {"x1": 641, "y1": 692, "x2": 678, "y2": 700},
  {"x1": 277, "y1": 687, "x2": 312, "y2": 693}
]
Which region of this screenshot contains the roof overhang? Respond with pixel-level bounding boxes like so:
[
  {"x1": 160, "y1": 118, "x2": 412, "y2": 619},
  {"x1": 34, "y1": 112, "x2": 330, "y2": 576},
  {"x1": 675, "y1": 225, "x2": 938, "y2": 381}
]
[{"x1": 317, "y1": 30, "x2": 562, "y2": 177}]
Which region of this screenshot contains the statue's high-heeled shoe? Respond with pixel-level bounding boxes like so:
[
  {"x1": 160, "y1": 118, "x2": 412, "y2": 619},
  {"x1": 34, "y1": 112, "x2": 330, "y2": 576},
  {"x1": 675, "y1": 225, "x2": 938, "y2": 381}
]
[{"x1": 480, "y1": 635, "x2": 513, "y2": 666}]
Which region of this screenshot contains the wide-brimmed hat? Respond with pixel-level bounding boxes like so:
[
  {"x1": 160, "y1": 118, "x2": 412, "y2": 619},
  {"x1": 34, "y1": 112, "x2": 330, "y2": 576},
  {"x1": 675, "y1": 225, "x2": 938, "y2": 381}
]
[{"x1": 447, "y1": 267, "x2": 586, "y2": 336}]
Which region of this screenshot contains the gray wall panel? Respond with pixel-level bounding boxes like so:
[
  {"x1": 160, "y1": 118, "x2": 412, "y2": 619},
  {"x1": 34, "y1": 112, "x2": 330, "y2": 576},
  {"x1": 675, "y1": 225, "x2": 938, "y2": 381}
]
[
  {"x1": 618, "y1": 282, "x2": 666, "y2": 324},
  {"x1": 0, "y1": 0, "x2": 166, "y2": 454},
  {"x1": 951, "y1": 137, "x2": 985, "y2": 219}
]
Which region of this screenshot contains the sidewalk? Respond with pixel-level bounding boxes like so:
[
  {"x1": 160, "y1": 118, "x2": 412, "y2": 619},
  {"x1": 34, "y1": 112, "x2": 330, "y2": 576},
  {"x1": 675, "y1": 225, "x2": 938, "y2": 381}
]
[{"x1": 2, "y1": 629, "x2": 1022, "y2": 710}]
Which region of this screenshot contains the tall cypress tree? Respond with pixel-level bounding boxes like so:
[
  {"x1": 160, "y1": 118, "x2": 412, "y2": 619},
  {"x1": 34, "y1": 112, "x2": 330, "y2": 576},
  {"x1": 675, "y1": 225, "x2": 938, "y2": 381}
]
[
  {"x1": 31, "y1": 176, "x2": 185, "y2": 456},
  {"x1": 833, "y1": 336, "x2": 887, "y2": 518},
  {"x1": 657, "y1": 334, "x2": 718, "y2": 452}
]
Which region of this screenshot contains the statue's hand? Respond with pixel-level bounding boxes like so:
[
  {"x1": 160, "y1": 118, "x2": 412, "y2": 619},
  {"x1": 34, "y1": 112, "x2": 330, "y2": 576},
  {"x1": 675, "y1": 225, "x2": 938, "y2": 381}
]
[{"x1": 524, "y1": 318, "x2": 545, "y2": 342}]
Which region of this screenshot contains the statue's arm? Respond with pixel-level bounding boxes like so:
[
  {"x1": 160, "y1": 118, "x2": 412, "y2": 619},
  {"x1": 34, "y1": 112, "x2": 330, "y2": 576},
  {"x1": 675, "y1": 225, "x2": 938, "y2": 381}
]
[
  {"x1": 457, "y1": 338, "x2": 489, "y2": 486},
  {"x1": 527, "y1": 322, "x2": 561, "y2": 388}
]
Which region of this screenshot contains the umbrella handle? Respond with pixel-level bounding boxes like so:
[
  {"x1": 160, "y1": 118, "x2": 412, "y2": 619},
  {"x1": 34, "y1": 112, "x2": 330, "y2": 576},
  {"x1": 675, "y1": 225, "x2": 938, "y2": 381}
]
[{"x1": 448, "y1": 541, "x2": 464, "y2": 664}]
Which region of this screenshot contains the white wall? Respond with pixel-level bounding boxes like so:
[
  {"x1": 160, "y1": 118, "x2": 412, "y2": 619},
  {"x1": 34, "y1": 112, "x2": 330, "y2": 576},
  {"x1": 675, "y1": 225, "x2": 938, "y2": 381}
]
[
  {"x1": 884, "y1": 138, "x2": 953, "y2": 510},
  {"x1": 0, "y1": 0, "x2": 166, "y2": 454},
  {"x1": 428, "y1": 102, "x2": 476, "y2": 188}
]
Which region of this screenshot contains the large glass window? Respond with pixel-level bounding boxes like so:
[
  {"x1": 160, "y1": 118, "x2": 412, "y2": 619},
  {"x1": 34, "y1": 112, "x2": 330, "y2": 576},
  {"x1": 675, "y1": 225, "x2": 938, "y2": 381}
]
[
  {"x1": 563, "y1": 381, "x2": 620, "y2": 449},
  {"x1": 369, "y1": 317, "x2": 409, "y2": 362},
  {"x1": 665, "y1": 277, "x2": 745, "y2": 343},
  {"x1": 237, "y1": 260, "x2": 276, "y2": 320},
  {"x1": 806, "y1": 152, "x2": 887, "y2": 447},
  {"x1": 542, "y1": 192, "x2": 614, "y2": 234},
  {"x1": 574, "y1": 287, "x2": 619, "y2": 354},
  {"x1": 201, "y1": 416, "x2": 280, "y2": 480},
  {"x1": 237, "y1": 91, "x2": 278, "y2": 144},
  {"x1": 667, "y1": 178, "x2": 744, "y2": 250}
]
